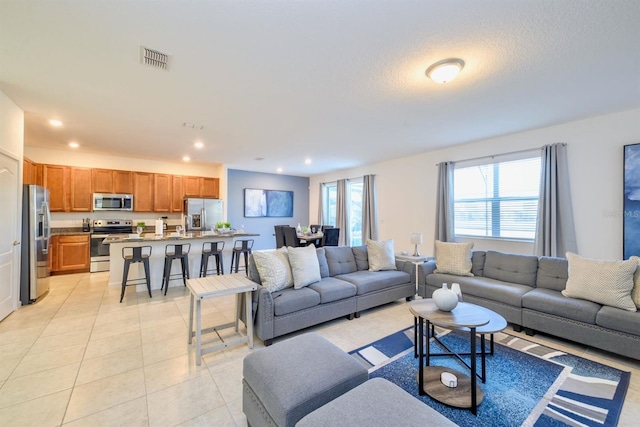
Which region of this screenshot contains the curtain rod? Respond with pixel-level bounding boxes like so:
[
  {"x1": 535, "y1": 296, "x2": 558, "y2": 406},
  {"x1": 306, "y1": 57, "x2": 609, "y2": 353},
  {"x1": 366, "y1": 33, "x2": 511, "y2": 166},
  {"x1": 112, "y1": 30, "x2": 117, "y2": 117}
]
[
  {"x1": 435, "y1": 143, "x2": 566, "y2": 166},
  {"x1": 320, "y1": 174, "x2": 376, "y2": 186}
]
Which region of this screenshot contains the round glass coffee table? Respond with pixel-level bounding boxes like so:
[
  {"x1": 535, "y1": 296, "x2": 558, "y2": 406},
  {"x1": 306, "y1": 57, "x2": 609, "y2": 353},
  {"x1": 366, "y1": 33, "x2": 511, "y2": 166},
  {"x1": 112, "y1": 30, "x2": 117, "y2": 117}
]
[{"x1": 409, "y1": 299, "x2": 507, "y2": 415}]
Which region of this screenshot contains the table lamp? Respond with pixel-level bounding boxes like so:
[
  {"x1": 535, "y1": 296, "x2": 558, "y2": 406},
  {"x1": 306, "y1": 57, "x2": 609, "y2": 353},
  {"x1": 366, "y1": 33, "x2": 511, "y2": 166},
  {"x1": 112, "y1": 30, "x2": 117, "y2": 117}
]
[{"x1": 410, "y1": 232, "x2": 423, "y2": 257}]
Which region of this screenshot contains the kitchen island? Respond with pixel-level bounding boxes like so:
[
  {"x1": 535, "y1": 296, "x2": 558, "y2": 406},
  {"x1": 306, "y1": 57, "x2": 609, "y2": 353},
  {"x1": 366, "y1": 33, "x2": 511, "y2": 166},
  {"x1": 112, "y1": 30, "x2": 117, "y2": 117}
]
[{"x1": 104, "y1": 231, "x2": 259, "y2": 292}]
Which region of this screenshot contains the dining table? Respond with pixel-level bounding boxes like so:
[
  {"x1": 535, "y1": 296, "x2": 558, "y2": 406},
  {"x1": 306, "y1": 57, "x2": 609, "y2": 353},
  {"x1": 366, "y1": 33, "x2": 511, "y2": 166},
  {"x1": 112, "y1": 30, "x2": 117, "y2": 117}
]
[{"x1": 297, "y1": 231, "x2": 324, "y2": 247}]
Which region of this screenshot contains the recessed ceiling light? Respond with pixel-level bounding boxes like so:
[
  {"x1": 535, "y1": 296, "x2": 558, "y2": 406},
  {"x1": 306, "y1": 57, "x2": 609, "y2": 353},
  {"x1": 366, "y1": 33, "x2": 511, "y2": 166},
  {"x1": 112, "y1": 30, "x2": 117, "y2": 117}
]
[
  {"x1": 194, "y1": 141, "x2": 204, "y2": 149},
  {"x1": 426, "y1": 58, "x2": 465, "y2": 83},
  {"x1": 183, "y1": 156, "x2": 190, "y2": 162},
  {"x1": 68, "y1": 142, "x2": 79, "y2": 148},
  {"x1": 49, "y1": 119, "x2": 63, "y2": 127},
  {"x1": 304, "y1": 158, "x2": 312, "y2": 165},
  {"x1": 277, "y1": 167, "x2": 283, "y2": 173}
]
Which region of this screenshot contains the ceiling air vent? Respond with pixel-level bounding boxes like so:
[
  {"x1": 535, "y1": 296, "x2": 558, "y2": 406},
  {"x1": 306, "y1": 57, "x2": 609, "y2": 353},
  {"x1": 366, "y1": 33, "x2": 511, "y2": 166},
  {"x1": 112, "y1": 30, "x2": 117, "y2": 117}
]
[{"x1": 140, "y1": 46, "x2": 170, "y2": 70}]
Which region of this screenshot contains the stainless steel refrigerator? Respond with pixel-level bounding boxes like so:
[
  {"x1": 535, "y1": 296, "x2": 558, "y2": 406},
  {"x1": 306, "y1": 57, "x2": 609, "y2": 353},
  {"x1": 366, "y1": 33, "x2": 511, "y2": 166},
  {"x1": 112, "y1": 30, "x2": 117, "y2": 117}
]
[
  {"x1": 183, "y1": 198, "x2": 224, "y2": 231},
  {"x1": 20, "y1": 185, "x2": 51, "y2": 305}
]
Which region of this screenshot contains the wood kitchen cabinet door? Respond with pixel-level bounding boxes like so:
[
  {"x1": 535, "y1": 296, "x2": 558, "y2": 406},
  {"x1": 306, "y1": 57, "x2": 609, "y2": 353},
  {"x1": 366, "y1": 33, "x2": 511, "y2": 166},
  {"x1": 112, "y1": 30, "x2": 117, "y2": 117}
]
[
  {"x1": 133, "y1": 172, "x2": 154, "y2": 212},
  {"x1": 23, "y1": 158, "x2": 37, "y2": 185},
  {"x1": 113, "y1": 170, "x2": 133, "y2": 194},
  {"x1": 49, "y1": 235, "x2": 58, "y2": 272},
  {"x1": 200, "y1": 177, "x2": 219, "y2": 198},
  {"x1": 70, "y1": 167, "x2": 92, "y2": 212},
  {"x1": 91, "y1": 168, "x2": 114, "y2": 193},
  {"x1": 182, "y1": 176, "x2": 200, "y2": 197},
  {"x1": 153, "y1": 173, "x2": 172, "y2": 213},
  {"x1": 171, "y1": 175, "x2": 184, "y2": 212},
  {"x1": 42, "y1": 165, "x2": 69, "y2": 212},
  {"x1": 56, "y1": 235, "x2": 90, "y2": 272}
]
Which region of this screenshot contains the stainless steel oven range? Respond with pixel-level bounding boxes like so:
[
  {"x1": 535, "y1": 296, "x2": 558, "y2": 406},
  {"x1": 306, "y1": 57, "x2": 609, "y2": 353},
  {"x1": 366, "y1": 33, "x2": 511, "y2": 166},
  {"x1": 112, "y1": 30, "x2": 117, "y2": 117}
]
[{"x1": 90, "y1": 219, "x2": 133, "y2": 272}]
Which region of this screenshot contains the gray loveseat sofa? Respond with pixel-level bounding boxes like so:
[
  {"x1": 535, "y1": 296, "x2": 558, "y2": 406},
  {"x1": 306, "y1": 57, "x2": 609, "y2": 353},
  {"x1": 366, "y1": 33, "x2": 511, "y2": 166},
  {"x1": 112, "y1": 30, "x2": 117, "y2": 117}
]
[
  {"x1": 415, "y1": 250, "x2": 640, "y2": 360},
  {"x1": 247, "y1": 246, "x2": 415, "y2": 346}
]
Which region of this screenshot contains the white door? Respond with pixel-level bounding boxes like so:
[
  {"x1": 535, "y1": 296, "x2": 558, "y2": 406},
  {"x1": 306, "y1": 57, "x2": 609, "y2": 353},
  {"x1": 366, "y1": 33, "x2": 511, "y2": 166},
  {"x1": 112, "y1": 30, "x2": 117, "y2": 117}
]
[{"x1": 0, "y1": 152, "x2": 19, "y2": 320}]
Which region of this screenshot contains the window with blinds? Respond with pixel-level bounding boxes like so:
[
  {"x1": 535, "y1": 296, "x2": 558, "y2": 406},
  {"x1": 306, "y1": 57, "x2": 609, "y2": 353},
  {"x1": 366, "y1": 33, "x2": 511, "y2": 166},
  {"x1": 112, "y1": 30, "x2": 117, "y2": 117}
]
[{"x1": 453, "y1": 155, "x2": 541, "y2": 240}]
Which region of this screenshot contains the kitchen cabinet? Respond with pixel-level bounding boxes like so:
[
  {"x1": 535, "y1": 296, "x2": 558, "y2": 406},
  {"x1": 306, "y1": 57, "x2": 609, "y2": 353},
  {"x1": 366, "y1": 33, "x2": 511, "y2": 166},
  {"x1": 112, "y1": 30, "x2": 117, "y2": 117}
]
[
  {"x1": 200, "y1": 177, "x2": 219, "y2": 198},
  {"x1": 183, "y1": 176, "x2": 200, "y2": 197},
  {"x1": 23, "y1": 157, "x2": 37, "y2": 185},
  {"x1": 27, "y1": 160, "x2": 218, "y2": 213},
  {"x1": 171, "y1": 175, "x2": 183, "y2": 212},
  {"x1": 182, "y1": 176, "x2": 220, "y2": 198},
  {"x1": 133, "y1": 172, "x2": 154, "y2": 212},
  {"x1": 113, "y1": 170, "x2": 133, "y2": 193},
  {"x1": 153, "y1": 173, "x2": 172, "y2": 213},
  {"x1": 91, "y1": 168, "x2": 114, "y2": 193},
  {"x1": 49, "y1": 235, "x2": 58, "y2": 272},
  {"x1": 53, "y1": 234, "x2": 90, "y2": 272},
  {"x1": 42, "y1": 164, "x2": 69, "y2": 212},
  {"x1": 69, "y1": 167, "x2": 92, "y2": 212},
  {"x1": 92, "y1": 169, "x2": 134, "y2": 194}
]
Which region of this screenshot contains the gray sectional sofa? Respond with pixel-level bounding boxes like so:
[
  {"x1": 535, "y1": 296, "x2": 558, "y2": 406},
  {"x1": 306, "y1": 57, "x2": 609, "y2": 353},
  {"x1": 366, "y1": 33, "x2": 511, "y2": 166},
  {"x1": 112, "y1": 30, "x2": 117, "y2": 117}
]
[
  {"x1": 414, "y1": 250, "x2": 640, "y2": 360},
  {"x1": 247, "y1": 246, "x2": 415, "y2": 345}
]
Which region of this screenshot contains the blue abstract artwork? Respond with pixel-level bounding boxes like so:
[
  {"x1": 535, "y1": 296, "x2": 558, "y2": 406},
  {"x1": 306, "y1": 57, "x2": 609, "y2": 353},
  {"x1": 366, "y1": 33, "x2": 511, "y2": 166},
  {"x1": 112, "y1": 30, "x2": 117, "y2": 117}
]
[
  {"x1": 244, "y1": 189, "x2": 293, "y2": 217},
  {"x1": 623, "y1": 143, "x2": 640, "y2": 259}
]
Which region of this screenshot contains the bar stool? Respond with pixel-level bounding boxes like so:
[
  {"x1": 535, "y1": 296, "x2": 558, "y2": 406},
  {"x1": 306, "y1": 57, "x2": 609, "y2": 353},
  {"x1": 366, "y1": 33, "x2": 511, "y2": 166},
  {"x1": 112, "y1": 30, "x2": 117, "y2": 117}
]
[
  {"x1": 200, "y1": 241, "x2": 225, "y2": 277},
  {"x1": 230, "y1": 239, "x2": 254, "y2": 275},
  {"x1": 120, "y1": 246, "x2": 152, "y2": 303},
  {"x1": 162, "y1": 243, "x2": 191, "y2": 295}
]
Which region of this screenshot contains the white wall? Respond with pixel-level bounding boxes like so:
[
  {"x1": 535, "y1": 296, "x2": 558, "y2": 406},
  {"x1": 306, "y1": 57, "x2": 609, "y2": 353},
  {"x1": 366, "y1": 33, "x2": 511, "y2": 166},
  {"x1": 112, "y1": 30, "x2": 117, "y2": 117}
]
[
  {"x1": 0, "y1": 92, "x2": 24, "y2": 158},
  {"x1": 310, "y1": 108, "x2": 640, "y2": 260}
]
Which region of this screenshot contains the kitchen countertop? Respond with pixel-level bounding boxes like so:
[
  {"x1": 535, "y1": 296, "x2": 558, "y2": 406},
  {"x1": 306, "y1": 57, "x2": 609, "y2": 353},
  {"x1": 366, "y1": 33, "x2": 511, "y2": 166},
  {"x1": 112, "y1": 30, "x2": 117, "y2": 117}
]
[
  {"x1": 102, "y1": 231, "x2": 259, "y2": 244},
  {"x1": 51, "y1": 228, "x2": 91, "y2": 236}
]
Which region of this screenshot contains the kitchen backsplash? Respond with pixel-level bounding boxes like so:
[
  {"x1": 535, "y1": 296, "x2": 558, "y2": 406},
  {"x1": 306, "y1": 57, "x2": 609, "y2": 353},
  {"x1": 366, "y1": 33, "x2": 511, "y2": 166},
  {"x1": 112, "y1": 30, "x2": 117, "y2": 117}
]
[{"x1": 50, "y1": 212, "x2": 183, "y2": 228}]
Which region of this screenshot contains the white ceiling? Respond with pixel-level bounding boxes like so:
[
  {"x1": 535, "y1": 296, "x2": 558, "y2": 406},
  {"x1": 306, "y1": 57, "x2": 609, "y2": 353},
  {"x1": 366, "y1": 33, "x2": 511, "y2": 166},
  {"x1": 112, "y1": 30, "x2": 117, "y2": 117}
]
[{"x1": 1, "y1": 1, "x2": 639, "y2": 177}]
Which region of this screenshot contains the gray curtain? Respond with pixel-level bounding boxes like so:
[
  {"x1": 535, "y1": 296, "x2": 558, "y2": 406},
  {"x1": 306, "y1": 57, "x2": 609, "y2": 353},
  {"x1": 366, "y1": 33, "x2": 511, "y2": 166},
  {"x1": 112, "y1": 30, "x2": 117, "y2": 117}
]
[
  {"x1": 317, "y1": 183, "x2": 325, "y2": 225},
  {"x1": 336, "y1": 179, "x2": 348, "y2": 246},
  {"x1": 362, "y1": 174, "x2": 378, "y2": 241},
  {"x1": 435, "y1": 161, "x2": 454, "y2": 243},
  {"x1": 534, "y1": 143, "x2": 578, "y2": 257}
]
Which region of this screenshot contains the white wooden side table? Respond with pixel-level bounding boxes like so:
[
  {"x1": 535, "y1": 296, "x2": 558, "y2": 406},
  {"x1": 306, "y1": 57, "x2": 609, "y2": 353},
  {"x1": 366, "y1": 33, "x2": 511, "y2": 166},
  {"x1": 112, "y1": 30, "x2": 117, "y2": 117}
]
[
  {"x1": 395, "y1": 253, "x2": 433, "y2": 292},
  {"x1": 186, "y1": 274, "x2": 257, "y2": 365}
]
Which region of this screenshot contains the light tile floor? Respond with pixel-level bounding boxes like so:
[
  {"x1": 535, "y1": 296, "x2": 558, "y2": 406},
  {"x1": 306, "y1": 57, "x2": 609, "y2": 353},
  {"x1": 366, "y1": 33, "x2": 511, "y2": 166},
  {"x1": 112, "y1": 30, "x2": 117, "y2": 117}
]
[{"x1": 0, "y1": 272, "x2": 638, "y2": 426}]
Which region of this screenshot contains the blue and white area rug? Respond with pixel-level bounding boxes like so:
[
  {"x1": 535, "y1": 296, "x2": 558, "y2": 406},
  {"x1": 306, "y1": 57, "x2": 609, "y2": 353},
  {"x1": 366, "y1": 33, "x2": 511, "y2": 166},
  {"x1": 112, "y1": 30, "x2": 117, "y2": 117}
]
[{"x1": 349, "y1": 327, "x2": 630, "y2": 427}]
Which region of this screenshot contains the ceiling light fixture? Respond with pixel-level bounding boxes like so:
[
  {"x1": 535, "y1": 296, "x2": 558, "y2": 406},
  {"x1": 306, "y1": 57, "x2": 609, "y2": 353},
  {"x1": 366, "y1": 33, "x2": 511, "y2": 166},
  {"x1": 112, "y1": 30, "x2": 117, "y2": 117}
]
[
  {"x1": 183, "y1": 156, "x2": 190, "y2": 162},
  {"x1": 426, "y1": 58, "x2": 465, "y2": 84},
  {"x1": 194, "y1": 141, "x2": 204, "y2": 149},
  {"x1": 304, "y1": 158, "x2": 312, "y2": 165},
  {"x1": 276, "y1": 167, "x2": 283, "y2": 173},
  {"x1": 68, "y1": 142, "x2": 79, "y2": 148},
  {"x1": 49, "y1": 119, "x2": 63, "y2": 127}
]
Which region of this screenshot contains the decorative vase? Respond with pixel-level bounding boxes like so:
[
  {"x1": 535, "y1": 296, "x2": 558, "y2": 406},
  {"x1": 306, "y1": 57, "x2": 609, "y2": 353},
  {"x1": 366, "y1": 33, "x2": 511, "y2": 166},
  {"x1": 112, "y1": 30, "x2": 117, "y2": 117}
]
[{"x1": 433, "y1": 283, "x2": 458, "y2": 311}]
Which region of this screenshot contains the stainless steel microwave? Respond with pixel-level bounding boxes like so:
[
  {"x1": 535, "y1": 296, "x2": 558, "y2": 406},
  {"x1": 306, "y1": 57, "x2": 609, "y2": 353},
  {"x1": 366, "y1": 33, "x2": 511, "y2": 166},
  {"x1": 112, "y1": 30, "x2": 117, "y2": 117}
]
[{"x1": 93, "y1": 193, "x2": 133, "y2": 211}]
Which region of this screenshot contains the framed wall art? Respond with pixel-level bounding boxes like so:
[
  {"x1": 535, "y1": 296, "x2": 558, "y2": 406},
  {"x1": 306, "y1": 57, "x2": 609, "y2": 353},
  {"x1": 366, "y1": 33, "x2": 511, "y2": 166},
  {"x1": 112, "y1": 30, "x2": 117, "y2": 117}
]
[
  {"x1": 244, "y1": 188, "x2": 294, "y2": 217},
  {"x1": 623, "y1": 143, "x2": 640, "y2": 259}
]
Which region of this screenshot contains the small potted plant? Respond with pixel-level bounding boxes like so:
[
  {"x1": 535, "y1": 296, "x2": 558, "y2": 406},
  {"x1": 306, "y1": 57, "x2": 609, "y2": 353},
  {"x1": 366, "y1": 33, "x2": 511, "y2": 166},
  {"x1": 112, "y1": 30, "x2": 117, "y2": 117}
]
[{"x1": 136, "y1": 221, "x2": 146, "y2": 235}]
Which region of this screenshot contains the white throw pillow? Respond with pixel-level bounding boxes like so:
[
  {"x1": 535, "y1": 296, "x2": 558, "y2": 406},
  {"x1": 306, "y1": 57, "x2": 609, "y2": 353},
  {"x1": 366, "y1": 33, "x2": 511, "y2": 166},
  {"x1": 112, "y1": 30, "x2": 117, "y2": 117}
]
[
  {"x1": 288, "y1": 244, "x2": 322, "y2": 289},
  {"x1": 630, "y1": 256, "x2": 640, "y2": 308},
  {"x1": 434, "y1": 241, "x2": 474, "y2": 276},
  {"x1": 252, "y1": 248, "x2": 293, "y2": 292},
  {"x1": 367, "y1": 239, "x2": 397, "y2": 272},
  {"x1": 562, "y1": 252, "x2": 637, "y2": 311}
]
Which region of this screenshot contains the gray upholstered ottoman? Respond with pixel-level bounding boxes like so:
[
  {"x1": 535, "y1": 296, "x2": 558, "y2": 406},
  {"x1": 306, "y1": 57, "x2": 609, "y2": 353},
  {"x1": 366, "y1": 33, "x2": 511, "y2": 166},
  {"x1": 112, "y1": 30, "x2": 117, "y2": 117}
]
[
  {"x1": 242, "y1": 332, "x2": 368, "y2": 427},
  {"x1": 296, "y1": 378, "x2": 457, "y2": 427}
]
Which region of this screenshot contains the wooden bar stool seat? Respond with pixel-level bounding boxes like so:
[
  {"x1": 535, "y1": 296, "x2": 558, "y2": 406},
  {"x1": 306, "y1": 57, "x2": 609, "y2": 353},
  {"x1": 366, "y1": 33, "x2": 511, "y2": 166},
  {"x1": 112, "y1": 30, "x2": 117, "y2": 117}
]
[
  {"x1": 120, "y1": 246, "x2": 152, "y2": 303},
  {"x1": 200, "y1": 241, "x2": 225, "y2": 277}
]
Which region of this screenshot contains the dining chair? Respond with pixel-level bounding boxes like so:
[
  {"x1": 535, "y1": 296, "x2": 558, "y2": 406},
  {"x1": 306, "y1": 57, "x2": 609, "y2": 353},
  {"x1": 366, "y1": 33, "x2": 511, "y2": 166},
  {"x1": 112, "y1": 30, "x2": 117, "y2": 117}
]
[
  {"x1": 274, "y1": 225, "x2": 286, "y2": 248},
  {"x1": 322, "y1": 228, "x2": 340, "y2": 246},
  {"x1": 282, "y1": 226, "x2": 301, "y2": 247}
]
